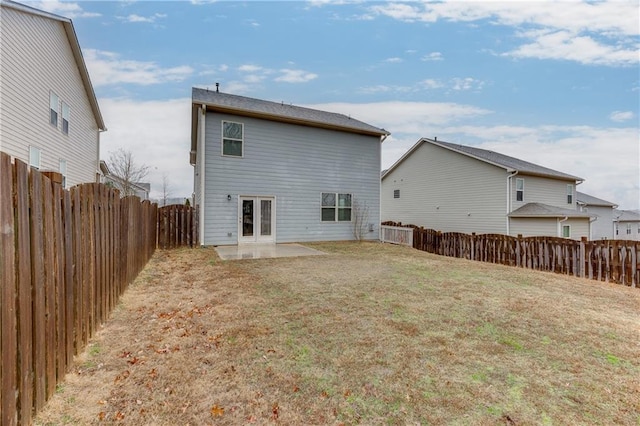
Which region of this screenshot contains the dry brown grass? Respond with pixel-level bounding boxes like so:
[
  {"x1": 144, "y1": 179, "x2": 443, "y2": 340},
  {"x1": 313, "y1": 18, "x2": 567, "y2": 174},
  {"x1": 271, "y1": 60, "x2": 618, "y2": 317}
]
[{"x1": 35, "y1": 242, "x2": 640, "y2": 425}]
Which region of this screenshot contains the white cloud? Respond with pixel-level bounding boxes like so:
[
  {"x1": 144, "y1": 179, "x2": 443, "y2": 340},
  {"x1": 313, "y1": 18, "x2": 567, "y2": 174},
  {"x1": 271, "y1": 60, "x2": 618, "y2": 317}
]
[
  {"x1": 84, "y1": 49, "x2": 193, "y2": 87},
  {"x1": 275, "y1": 69, "x2": 318, "y2": 83},
  {"x1": 30, "y1": 0, "x2": 101, "y2": 18},
  {"x1": 238, "y1": 64, "x2": 263, "y2": 72},
  {"x1": 384, "y1": 57, "x2": 403, "y2": 63},
  {"x1": 451, "y1": 77, "x2": 484, "y2": 91},
  {"x1": 419, "y1": 79, "x2": 443, "y2": 90},
  {"x1": 117, "y1": 13, "x2": 167, "y2": 24},
  {"x1": 421, "y1": 52, "x2": 443, "y2": 61},
  {"x1": 609, "y1": 111, "x2": 635, "y2": 122}
]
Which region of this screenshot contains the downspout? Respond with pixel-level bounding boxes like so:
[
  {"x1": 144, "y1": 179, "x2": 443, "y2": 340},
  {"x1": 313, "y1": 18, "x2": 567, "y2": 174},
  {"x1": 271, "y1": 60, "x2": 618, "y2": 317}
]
[
  {"x1": 558, "y1": 216, "x2": 568, "y2": 238},
  {"x1": 589, "y1": 215, "x2": 597, "y2": 240},
  {"x1": 506, "y1": 170, "x2": 518, "y2": 235},
  {"x1": 199, "y1": 105, "x2": 206, "y2": 246}
]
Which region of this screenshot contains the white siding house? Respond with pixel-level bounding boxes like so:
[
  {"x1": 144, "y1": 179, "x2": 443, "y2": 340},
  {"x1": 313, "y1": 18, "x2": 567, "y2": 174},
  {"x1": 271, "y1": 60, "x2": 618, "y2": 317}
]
[
  {"x1": 576, "y1": 191, "x2": 618, "y2": 240},
  {"x1": 382, "y1": 138, "x2": 593, "y2": 239},
  {"x1": 191, "y1": 88, "x2": 389, "y2": 246},
  {"x1": 0, "y1": 0, "x2": 105, "y2": 187},
  {"x1": 613, "y1": 210, "x2": 640, "y2": 242}
]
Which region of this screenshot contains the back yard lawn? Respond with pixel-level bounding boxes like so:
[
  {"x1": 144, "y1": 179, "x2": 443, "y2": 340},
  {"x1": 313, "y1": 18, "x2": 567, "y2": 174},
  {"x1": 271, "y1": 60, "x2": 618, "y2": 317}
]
[{"x1": 36, "y1": 242, "x2": 640, "y2": 425}]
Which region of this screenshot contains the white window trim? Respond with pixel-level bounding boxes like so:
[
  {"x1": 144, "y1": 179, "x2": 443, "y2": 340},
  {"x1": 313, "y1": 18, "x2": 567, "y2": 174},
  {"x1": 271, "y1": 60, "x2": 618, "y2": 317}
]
[
  {"x1": 321, "y1": 192, "x2": 353, "y2": 222},
  {"x1": 61, "y1": 102, "x2": 70, "y2": 135},
  {"x1": 49, "y1": 91, "x2": 59, "y2": 128},
  {"x1": 516, "y1": 178, "x2": 524, "y2": 202},
  {"x1": 59, "y1": 159, "x2": 67, "y2": 188},
  {"x1": 221, "y1": 120, "x2": 244, "y2": 157},
  {"x1": 562, "y1": 224, "x2": 571, "y2": 238},
  {"x1": 29, "y1": 146, "x2": 41, "y2": 169},
  {"x1": 567, "y1": 184, "x2": 573, "y2": 204}
]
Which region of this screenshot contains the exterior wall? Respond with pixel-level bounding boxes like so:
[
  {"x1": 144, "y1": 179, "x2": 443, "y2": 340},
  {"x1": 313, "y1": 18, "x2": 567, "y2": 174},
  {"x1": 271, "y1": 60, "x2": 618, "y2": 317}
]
[
  {"x1": 200, "y1": 112, "x2": 381, "y2": 245},
  {"x1": 381, "y1": 142, "x2": 507, "y2": 234},
  {"x1": 615, "y1": 221, "x2": 640, "y2": 241},
  {"x1": 0, "y1": 7, "x2": 100, "y2": 187},
  {"x1": 581, "y1": 205, "x2": 614, "y2": 240},
  {"x1": 510, "y1": 174, "x2": 576, "y2": 211},
  {"x1": 510, "y1": 217, "x2": 590, "y2": 239}
]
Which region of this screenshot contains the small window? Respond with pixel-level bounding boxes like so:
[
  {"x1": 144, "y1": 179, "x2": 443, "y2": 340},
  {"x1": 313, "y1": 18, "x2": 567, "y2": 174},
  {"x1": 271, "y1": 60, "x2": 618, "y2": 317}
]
[
  {"x1": 321, "y1": 192, "x2": 352, "y2": 222},
  {"x1": 627, "y1": 224, "x2": 632, "y2": 235},
  {"x1": 59, "y1": 159, "x2": 67, "y2": 188},
  {"x1": 516, "y1": 178, "x2": 524, "y2": 202},
  {"x1": 62, "y1": 102, "x2": 70, "y2": 134},
  {"x1": 562, "y1": 225, "x2": 571, "y2": 238},
  {"x1": 393, "y1": 189, "x2": 400, "y2": 199},
  {"x1": 49, "y1": 92, "x2": 59, "y2": 127},
  {"x1": 567, "y1": 184, "x2": 573, "y2": 204},
  {"x1": 222, "y1": 121, "x2": 243, "y2": 157},
  {"x1": 29, "y1": 146, "x2": 41, "y2": 169}
]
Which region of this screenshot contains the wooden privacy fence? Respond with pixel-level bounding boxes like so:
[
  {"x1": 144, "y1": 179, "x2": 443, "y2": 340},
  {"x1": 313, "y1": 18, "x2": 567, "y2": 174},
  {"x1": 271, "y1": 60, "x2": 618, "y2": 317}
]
[
  {"x1": 157, "y1": 204, "x2": 198, "y2": 249},
  {"x1": 0, "y1": 153, "x2": 157, "y2": 426},
  {"x1": 380, "y1": 225, "x2": 413, "y2": 247},
  {"x1": 381, "y1": 221, "x2": 639, "y2": 288}
]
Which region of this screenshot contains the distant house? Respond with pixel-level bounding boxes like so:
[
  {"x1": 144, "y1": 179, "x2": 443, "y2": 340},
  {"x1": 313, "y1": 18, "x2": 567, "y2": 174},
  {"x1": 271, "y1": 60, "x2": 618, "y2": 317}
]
[
  {"x1": 381, "y1": 138, "x2": 593, "y2": 239},
  {"x1": 0, "y1": 0, "x2": 106, "y2": 187},
  {"x1": 190, "y1": 88, "x2": 389, "y2": 246},
  {"x1": 99, "y1": 160, "x2": 150, "y2": 200},
  {"x1": 613, "y1": 209, "x2": 640, "y2": 241},
  {"x1": 576, "y1": 191, "x2": 618, "y2": 240}
]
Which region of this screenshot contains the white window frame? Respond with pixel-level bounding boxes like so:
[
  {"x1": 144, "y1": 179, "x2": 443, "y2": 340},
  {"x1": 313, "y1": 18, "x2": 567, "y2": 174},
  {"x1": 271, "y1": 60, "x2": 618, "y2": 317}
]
[
  {"x1": 59, "y1": 159, "x2": 67, "y2": 188},
  {"x1": 516, "y1": 178, "x2": 524, "y2": 202},
  {"x1": 61, "y1": 102, "x2": 70, "y2": 135},
  {"x1": 221, "y1": 120, "x2": 244, "y2": 157},
  {"x1": 567, "y1": 184, "x2": 573, "y2": 204},
  {"x1": 321, "y1": 192, "x2": 352, "y2": 222},
  {"x1": 29, "y1": 146, "x2": 41, "y2": 169},
  {"x1": 627, "y1": 224, "x2": 632, "y2": 235},
  {"x1": 49, "y1": 92, "x2": 59, "y2": 127},
  {"x1": 562, "y1": 225, "x2": 571, "y2": 238}
]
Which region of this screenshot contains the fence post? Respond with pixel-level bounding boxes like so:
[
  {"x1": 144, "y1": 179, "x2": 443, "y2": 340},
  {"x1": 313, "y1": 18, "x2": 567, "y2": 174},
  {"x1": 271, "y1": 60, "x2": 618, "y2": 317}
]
[{"x1": 579, "y1": 237, "x2": 587, "y2": 278}]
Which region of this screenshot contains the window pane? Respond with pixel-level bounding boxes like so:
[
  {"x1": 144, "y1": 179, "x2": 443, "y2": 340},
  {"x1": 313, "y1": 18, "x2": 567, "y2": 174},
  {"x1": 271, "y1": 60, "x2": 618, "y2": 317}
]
[
  {"x1": 260, "y1": 200, "x2": 271, "y2": 236},
  {"x1": 516, "y1": 179, "x2": 524, "y2": 190},
  {"x1": 338, "y1": 193, "x2": 351, "y2": 207},
  {"x1": 322, "y1": 193, "x2": 335, "y2": 207},
  {"x1": 321, "y1": 208, "x2": 335, "y2": 221},
  {"x1": 516, "y1": 191, "x2": 523, "y2": 202},
  {"x1": 223, "y1": 122, "x2": 242, "y2": 139},
  {"x1": 29, "y1": 147, "x2": 41, "y2": 169},
  {"x1": 223, "y1": 139, "x2": 242, "y2": 156},
  {"x1": 562, "y1": 226, "x2": 570, "y2": 238},
  {"x1": 338, "y1": 208, "x2": 351, "y2": 221},
  {"x1": 50, "y1": 93, "x2": 58, "y2": 126}
]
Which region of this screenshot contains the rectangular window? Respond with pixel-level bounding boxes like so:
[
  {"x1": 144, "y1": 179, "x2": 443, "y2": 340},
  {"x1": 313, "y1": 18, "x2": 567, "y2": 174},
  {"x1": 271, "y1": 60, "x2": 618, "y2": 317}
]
[
  {"x1": 49, "y1": 92, "x2": 59, "y2": 127},
  {"x1": 321, "y1": 192, "x2": 352, "y2": 222},
  {"x1": 59, "y1": 159, "x2": 67, "y2": 188},
  {"x1": 562, "y1": 225, "x2": 571, "y2": 238},
  {"x1": 29, "y1": 146, "x2": 41, "y2": 169},
  {"x1": 627, "y1": 224, "x2": 632, "y2": 235},
  {"x1": 393, "y1": 189, "x2": 400, "y2": 199},
  {"x1": 222, "y1": 121, "x2": 243, "y2": 157},
  {"x1": 62, "y1": 102, "x2": 70, "y2": 134},
  {"x1": 516, "y1": 178, "x2": 524, "y2": 202},
  {"x1": 567, "y1": 184, "x2": 573, "y2": 204}
]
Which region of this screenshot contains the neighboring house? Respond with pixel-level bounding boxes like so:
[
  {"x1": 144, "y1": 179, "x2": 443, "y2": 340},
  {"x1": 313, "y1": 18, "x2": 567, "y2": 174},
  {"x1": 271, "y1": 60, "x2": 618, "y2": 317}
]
[
  {"x1": 381, "y1": 138, "x2": 593, "y2": 239},
  {"x1": 190, "y1": 87, "x2": 389, "y2": 246},
  {"x1": 576, "y1": 191, "x2": 618, "y2": 240},
  {"x1": 0, "y1": 0, "x2": 106, "y2": 187},
  {"x1": 99, "y1": 160, "x2": 150, "y2": 200},
  {"x1": 613, "y1": 209, "x2": 640, "y2": 241}
]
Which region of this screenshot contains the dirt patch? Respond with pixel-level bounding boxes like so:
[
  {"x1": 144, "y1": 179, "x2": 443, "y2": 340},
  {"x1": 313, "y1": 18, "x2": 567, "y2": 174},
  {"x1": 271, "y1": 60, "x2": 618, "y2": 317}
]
[{"x1": 35, "y1": 242, "x2": 640, "y2": 425}]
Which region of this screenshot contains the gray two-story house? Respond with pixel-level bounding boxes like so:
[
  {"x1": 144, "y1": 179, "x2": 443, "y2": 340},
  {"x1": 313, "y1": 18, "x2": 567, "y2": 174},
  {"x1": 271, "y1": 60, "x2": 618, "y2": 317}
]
[
  {"x1": 190, "y1": 88, "x2": 389, "y2": 246},
  {"x1": 382, "y1": 138, "x2": 593, "y2": 239}
]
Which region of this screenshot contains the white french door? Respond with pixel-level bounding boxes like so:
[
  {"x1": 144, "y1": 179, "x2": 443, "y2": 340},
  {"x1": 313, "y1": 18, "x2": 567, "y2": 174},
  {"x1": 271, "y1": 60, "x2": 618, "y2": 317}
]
[{"x1": 238, "y1": 196, "x2": 275, "y2": 244}]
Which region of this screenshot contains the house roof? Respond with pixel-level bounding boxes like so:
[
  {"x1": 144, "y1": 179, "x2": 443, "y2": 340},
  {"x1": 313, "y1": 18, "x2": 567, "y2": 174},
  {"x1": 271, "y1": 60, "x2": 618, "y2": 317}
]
[
  {"x1": 190, "y1": 88, "x2": 389, "y2": 161},
  {"x1": 576, "y1": 191, "x2": 618, "y2": 208},
  {"x1": 1, "y1": 0, "x2": 106, "y2": 131},
  {"x1": 382, "y1": 138, "x2": 583, "y2": 182},
  {"x1": 613, "y1": 209, "x2": 640, "y2": 222},
  {"x1": 508, "y1": 203, "x2": 593, "y2": 219}
]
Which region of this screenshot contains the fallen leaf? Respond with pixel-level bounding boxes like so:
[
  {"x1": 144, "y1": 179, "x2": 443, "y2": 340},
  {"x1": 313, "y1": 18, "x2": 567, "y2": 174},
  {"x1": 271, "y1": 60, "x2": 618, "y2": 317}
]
[
  {"x1": 114, "y1": 411, "x2": 125, "y2": 421},
  {"x1": 293, "y1": 386, "x2": 300, "y2": 393},
  {"x1": 272, "y1": 402, "x2": 279, "y2": 419},
  {"x1": 98, "y1": 412, "x2": 106, "y2": 421},
  {"x1": 211, "y1": 404, "x2": 224, "y2": 417}
]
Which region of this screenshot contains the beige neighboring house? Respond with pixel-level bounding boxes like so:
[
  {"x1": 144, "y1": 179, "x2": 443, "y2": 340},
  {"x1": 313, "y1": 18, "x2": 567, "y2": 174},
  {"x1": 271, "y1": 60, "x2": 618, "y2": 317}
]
[
  {"x1": 0, "y1": 0, "x2": 105, "y2": 188},
  {"x1": 381, "y1": 138, "x2": 593, "y2": 239},
  {"x1": 99, "y1": 160, "x2": 150, "y2": 200},
  {"x1": 576, "y1": 191, "x2": 618, "y2": 240},
  {"x1": 613, "y1": 209, "x2": 640, "y2": 241}
]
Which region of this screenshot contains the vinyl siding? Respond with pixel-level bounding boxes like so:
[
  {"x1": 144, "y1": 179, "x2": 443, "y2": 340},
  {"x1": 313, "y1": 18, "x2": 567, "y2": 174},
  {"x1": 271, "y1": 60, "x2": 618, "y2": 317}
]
[
  {"x1": 381, "y1": 142, "x2": 507, "y2": 234},
  {"x1": 200, "y1": 112, "x2": 381, "y2": 245},
  {"x1": 0, "y1": 7, "x2": 99, "y2": 186},
  {"x1": 511, "y1": 175, "x2": 576, "y2": 210},
  {"x1": 581, "y1": 205, "x2": 614, "y2": 240},
  {"x1": 510, "y1": 217, "x2": 590, "y2": 239}
]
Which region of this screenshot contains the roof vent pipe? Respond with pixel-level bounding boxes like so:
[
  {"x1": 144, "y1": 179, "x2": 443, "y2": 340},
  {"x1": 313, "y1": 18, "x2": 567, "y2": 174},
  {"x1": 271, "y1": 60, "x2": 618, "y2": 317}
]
[
  {"x1": 434, "y1": 136, "x2": 437, "y2": 141},
  {"x1": 215, "y1": 82, "x2": 219, "y2": 93}
]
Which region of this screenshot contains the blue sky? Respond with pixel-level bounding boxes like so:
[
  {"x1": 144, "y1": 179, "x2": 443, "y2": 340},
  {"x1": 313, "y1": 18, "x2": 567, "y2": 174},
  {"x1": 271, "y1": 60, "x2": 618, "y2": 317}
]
[{"x1": 32, "y1": 0, "x2": 639, "y2": 209}]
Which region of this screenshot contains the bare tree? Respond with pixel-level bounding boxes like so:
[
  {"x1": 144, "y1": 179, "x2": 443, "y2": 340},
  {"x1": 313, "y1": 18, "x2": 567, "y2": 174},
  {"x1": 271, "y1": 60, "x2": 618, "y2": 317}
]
[
  {"x1": 161, "y1": 173, "x2": 171, "y2": 206},
  {"x1": 107, "y1": 148, "x2": 149, "y2": 197},
  {"x1": 352, "y1": 199, "x2": 370, "y2": 241}
]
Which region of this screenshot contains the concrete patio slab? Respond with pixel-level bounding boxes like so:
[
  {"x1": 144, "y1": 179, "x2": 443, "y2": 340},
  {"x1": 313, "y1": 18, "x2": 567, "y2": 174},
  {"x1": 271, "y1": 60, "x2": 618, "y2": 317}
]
[{"x1": 215, "y1": 243, "x2": 326, "y2": 260}]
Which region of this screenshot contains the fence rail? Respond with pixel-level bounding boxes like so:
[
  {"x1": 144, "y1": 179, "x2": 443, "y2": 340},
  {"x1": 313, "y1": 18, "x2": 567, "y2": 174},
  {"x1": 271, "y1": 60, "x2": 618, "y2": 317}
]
[
  {"x1": 1, "y1": 153, "x2": 158, "y2": 426},
  {"x1": 382, "y1": 221, "x2": 639, "y2": 288},
  {"x1": 157, "y1": 204, "x2": 199, "y2": 249},
  {"x1": 380, "y1": 225, "x2": 414, "y2": 247}
]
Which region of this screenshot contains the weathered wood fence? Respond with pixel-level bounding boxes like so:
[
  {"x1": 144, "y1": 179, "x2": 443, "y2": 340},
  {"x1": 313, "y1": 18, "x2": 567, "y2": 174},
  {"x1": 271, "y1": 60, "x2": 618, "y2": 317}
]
[
  {"x1": 157, "y1": 204, "x2": 198, "y2": 249},
  {"x1": 381, "y1": 222, "x2": 639, "y2": 287},
  {"x1": 0, "y1": 153, "x2": 158, "y2": 426}
]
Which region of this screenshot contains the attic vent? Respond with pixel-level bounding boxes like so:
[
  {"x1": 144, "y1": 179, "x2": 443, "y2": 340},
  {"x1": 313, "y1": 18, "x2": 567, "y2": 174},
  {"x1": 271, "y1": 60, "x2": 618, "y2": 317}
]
[{"x1": 393, "y1": 189, "x2": 400, "y2": 199}]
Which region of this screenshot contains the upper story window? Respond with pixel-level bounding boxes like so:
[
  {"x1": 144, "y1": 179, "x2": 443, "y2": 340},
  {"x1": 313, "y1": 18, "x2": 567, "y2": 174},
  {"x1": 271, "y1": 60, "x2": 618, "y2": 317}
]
[
  {"x1": 516, "y1": 178, "x2": 524, "y2": 202},
  {"x1": 29, "y1": 146, "x2": 41, "y2": 169},
  {"x1": 222, "y1": 121, "x2": 243, "y2": 157},
  {"x1": 321, "y1": 192, "x2": 352, "y2": 222},
  {"x1": 62, "y1": 102, "x2": 70, "y2": 135},
  {"x1": 393, "y1": 189, "x2": 400, "y2": 199},
  {"x1": 567, "y1": 184, "x2": 574, "y2": 204},
  {"x1": 627, "y1": 224, "x2": 632, "y2": 235},
  {"x1": 50, "y1": 92, "x2": 59, "y2": 127}
]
